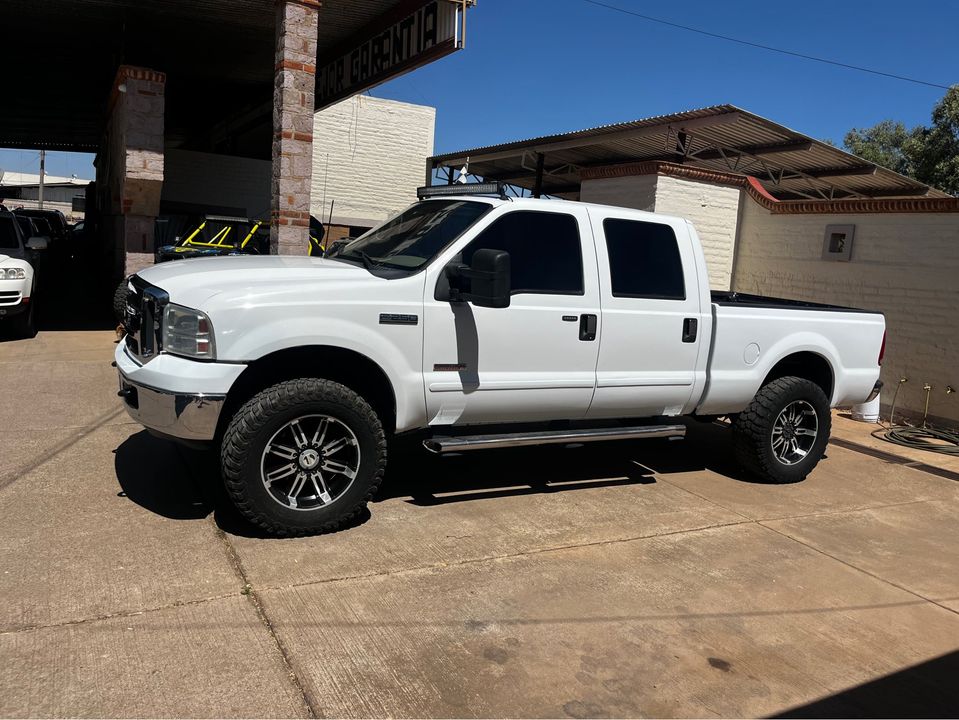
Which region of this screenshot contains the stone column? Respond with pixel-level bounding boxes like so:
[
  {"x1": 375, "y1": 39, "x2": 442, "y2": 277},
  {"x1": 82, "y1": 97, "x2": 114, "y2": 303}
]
[
  {"x1": 101, "y1": 65, "x2": 165, "y2": 277},
  {"x1": 271, "y1": 0, "x2": 319, "y2": 255}
]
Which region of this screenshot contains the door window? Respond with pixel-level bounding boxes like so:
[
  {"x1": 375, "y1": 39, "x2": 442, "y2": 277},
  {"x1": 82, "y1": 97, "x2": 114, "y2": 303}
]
[
  {"x1": 603, "y1": 219, "x2": 685, "y2": 300},
  {"x1": 462, "y1": 211, "x2": 583, "y2": 295}
]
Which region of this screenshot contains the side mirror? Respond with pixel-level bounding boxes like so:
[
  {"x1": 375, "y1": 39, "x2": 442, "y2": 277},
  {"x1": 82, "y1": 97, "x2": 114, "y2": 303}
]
[
  {"x1": 446, "y1": 248, "x2": 511, "y2": 308},
  {"x1": 26, "y1": 236, "x2": 49, "y2": 251},
  {"x1": 324, "y1": 239, "x2": 349, "y2": 257}
]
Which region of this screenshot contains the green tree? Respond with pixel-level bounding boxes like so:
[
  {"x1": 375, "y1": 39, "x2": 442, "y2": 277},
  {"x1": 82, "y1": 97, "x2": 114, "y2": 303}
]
[{"x1": 843, "y1": 86, "x2": 959, "y2": 196}]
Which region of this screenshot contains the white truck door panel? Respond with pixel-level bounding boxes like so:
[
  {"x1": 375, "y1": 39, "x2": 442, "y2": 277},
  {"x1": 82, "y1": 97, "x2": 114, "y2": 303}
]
[
  {"x1": 423, "y1": 206, "x2": 601, "y2": 425},
  {"x1": 587, "y1": 211, "x2": 706, "y2": 418}
]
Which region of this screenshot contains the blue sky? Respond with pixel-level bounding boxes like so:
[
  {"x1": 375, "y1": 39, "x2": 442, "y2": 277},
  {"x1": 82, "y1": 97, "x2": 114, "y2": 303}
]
[{"x1": 3, "y1": 0, "x2": 954, "y2": 179}]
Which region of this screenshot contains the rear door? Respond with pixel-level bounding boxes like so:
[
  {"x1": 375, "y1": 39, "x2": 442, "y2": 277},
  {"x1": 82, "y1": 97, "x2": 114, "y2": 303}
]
[
  {"x1": 586, "y1": 210, "x2": 706, "y2": 418},
  {"x1": 422, "y1": 205, "x2": 602, "y2": 425}
]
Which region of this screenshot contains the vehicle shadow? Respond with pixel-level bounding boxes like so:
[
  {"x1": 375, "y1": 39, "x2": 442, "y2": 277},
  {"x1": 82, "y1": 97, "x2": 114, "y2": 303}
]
[
  {"x1": 114, "y1": 419, "x2": 760, "y2": 537},
  {"x1": 773, "y1": 649, "x2": 959, "y2": 718}
]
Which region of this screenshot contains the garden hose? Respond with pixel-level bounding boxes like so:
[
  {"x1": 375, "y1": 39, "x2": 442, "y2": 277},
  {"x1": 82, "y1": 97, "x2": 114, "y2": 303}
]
[
  {"x1": 872, "y1": 425, "x2": 959, "y2": 455},
  {"x1": 871, "y1": 378, "x2": 959, "y2": 455}
]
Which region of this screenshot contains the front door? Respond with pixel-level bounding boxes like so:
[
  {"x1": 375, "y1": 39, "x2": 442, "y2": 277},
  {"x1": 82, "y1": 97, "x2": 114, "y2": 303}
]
[{"x1": 423, "y1": 205, "x2": 601, "y2": 425}]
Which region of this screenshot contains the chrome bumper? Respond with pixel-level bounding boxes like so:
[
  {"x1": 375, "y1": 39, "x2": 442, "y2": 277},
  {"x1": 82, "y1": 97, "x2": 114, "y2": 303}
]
[
  {"x1": 118, "y1": 372, "x2": 224, "y2": 441},
  {"x1": 865, "y1": 380, "x2": 883, "y2": 403}
]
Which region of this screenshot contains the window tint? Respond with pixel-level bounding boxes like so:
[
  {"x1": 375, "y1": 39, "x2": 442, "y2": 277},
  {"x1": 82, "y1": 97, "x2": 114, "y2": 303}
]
[
  {"x1": 0, "y1": 217, "x2": 20, "y2": 250},
  {"x1": 603, "y1": 219, "x2": 685, "y2": 300},
  {"x1": 462, "y1": 211, "x2": 583, "y2": 295}
]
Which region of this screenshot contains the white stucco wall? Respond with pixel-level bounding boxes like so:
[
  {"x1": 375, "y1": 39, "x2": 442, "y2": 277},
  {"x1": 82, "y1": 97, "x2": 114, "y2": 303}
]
[
  {"x1": 580, "y1": 174, "x2": 657, "y2": 212},
  {"x1": 580, "y1": 173, "x2": 740, "y2": 290},
  {"x1": 312, "y1": 95, "x2": 435, "y2": 227},
  {"x1": 733, "y1": 196, "x2": 959, "y2": 424},
  {"x1": 652, "y1": 175, "x2": 740, "y2": 291}
]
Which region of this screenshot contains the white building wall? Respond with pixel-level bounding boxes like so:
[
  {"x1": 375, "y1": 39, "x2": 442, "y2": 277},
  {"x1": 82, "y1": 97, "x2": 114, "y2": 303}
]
[
  {"x1": 162, "y1": 150, "x2": 271, "y2": 217},
  {"x1": 312, "y1": 95, "x2": 435, "y2": 227},
  {"x1": 733, "y1": 196, "x2": 959, "y2": 424},
  {"x1": 579, "y1": 175, "x2": 657, "y2": 212},
  {"x1": 652, "y1": 175, "x2": 740, "y2": 291},
  {"x1": 580, "y1": 173, "x2": 740, "y2": 290}
]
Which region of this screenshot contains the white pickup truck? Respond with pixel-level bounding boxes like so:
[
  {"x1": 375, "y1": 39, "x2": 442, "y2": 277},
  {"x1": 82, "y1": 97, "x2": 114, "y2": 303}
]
[{"x1": 116, "y1": 188, "x2": 885, "y2": 536}]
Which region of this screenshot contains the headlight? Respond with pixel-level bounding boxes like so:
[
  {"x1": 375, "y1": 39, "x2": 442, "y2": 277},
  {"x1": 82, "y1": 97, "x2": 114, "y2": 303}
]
[
  {"x1": 162, "y1": 304, "x2": 216, "y2": 359},
  {"x1": 2, "y1": 268, "x2": 25, "y2": 280}
]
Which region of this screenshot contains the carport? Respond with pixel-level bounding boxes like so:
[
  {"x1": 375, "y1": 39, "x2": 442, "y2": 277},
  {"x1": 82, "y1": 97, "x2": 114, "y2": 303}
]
[{"x1": 3, "y1": 0, "x2": 469, "y2": 280}]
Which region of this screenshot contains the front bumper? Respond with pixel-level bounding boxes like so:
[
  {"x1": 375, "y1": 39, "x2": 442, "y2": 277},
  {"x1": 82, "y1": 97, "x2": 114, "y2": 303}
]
[
  {"x1": 118, "y1": 374, "x2": 225, "y2": 441},
  {"x1": 115, "y1": 343, "x2": 245, "y2": 442},
  {"x1": 0, "y1": 298, "x2": 30, "y2": 317}
]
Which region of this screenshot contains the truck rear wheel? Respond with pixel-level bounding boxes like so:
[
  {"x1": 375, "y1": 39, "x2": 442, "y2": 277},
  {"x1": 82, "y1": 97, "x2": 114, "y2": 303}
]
[
  {"x1": 732, "y1": 376, "x2": 830, "y2": 484},
  {"x1": 221, "y1": 378, "x2": 387, "y2": 536}
]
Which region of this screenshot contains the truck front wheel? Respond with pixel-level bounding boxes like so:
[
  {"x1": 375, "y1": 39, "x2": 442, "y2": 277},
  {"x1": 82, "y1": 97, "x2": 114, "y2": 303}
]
[
  {"x1": 221, "y1": 378, "x2": 387, "y2": 536},
  {"x1": 732, "y1": 376, "x2": 831, "y2": 484}
]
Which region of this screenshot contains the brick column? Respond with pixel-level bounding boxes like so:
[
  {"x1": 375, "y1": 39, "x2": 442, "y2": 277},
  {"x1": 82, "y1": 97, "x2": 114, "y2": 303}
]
[
  {"x1": 101, "y1": 65, "x2": 165, "y2": 277},
  {"x1": 271, "y1": 0, "x2": 319, "y2": 255}
]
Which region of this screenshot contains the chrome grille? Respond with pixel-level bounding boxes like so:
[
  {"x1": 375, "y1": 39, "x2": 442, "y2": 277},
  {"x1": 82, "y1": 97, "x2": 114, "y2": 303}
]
[{"x1": 124, "y1": 276, "x2": 169, "y2": 362}]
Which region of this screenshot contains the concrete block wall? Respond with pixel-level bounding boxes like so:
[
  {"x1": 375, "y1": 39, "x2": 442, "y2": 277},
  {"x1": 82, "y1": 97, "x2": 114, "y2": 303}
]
[
  {"x1": 312, "y1": 95, "x2": 435, "y2": 226},
  {"x1": 580, "y1": 175, "x2": 657, "y2": 212},
  {"x1": 162, "y1": 150, "x2": 271, "y2": 217},
  {"x1": 580, "y1": 173, "x2": 740, "y2": 290},
  {"x1": 733, "y1": 197, "x2": 959, "y2": 425},
  {"x1": 653, "y1": 175, "x2": 740, "y2": 291}
]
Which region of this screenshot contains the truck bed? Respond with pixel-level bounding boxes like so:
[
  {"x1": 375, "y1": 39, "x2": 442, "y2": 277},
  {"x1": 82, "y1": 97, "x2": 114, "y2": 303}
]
[{"x1": 694, "y1": 292, "x2": 885, "y2": 416}]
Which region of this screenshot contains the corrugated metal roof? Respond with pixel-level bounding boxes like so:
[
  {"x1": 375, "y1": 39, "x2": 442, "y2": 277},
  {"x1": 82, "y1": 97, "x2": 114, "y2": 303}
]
[
  {"x1": 0, "y1": 172, "x2": 92, "y2": 187},
  {"x1": 430, "y1": 105, "x2": 947, "y2": 201}
]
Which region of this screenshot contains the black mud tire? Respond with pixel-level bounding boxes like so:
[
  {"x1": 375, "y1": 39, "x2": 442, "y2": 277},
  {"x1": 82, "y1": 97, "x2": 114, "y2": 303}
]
[
  {"x1": 10, "y1": 297, "x2": 37, "y2": 339},
  {"x1": 113, "y1": 278, "x2": 129, "y2": 324},
  {"x1": 221, "y1": 378, "x2": 387, "y2": 536},
  {"x1": 732, "y1": 376, "x2": 831, "y2": 484}
]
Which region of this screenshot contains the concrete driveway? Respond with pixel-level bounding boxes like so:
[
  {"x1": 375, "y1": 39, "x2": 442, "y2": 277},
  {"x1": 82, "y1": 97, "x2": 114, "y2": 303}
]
[{"x1": 1, "y1": 329, "x2": 958, "y2": 718}]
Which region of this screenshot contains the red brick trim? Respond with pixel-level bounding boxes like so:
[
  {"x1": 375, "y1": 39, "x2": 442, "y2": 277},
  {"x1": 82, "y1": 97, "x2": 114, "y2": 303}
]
[
  {"x1": 277, "y1": 0, "x2": 322, "y2": 9},
  {"x1": 581, "y1": 160, "x2": 959, "y2": 214},
  {"x1": 275, "y1": 130, "x2": 314, "y2": 142},
  {"x1": 275, "y1": 60, "x2": 317, "y2": 74},
  {"x1": 116, "y1": 65, "x2": 166, "y2": 85}
]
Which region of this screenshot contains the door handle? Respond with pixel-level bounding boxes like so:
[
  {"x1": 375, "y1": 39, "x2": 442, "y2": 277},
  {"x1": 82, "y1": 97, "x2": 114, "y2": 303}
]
[
  {"x1": 682, "y1": 317, "x2": 698, "y2": 343},
  {"x1": 579, "y1": 314, "x2": 597, "y2": 341}
]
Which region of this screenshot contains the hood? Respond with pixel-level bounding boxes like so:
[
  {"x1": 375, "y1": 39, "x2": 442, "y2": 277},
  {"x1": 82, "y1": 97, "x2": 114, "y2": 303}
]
[
  {"x1": 135, "y1": 253, "x2": 369, "y2": 308},
  {"x1": 0, "y1": 252, "x2": 30, "y2": 268}
]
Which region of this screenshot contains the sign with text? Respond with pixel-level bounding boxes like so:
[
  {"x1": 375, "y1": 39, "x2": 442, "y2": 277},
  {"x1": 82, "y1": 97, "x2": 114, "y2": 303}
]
[{"x1": 316, "y1": 0, "x2": 461, "y2": 109}]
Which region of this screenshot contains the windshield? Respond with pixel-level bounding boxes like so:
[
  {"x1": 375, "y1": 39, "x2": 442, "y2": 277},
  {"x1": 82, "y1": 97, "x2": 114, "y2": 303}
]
[{"x1": 335, "y1": 200, "x2": 491, "y2": 273}]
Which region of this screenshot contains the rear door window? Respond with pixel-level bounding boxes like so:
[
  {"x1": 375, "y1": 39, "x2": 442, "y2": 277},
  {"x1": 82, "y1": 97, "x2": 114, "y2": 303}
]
[{"x1": 603, "y1": 218, "x2": 685, "y2": 300}]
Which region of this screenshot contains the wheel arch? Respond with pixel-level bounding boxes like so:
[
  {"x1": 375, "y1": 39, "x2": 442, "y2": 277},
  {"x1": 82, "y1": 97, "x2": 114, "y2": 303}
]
[
  {"x1": 217, "y1": 345, "x2": 397, "y2": 439},
  {"x1": 761, "y1": 350, "x2": 834, "y2": 401}
]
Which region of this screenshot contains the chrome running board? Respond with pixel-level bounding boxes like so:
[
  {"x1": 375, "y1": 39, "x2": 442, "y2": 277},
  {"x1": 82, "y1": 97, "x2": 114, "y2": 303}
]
[{"x1": 423, "y1": 424, "x2": 685, "y2": 454}]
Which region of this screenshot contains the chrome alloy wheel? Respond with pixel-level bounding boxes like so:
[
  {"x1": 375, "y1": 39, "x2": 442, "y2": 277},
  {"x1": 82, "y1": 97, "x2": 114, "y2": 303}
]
[
  {"x1": 260, "y1": 414, "x2": 361, "y2": 511},
  {"x1": 771, "y1": 400, "x2": 819, "y2": 466}
]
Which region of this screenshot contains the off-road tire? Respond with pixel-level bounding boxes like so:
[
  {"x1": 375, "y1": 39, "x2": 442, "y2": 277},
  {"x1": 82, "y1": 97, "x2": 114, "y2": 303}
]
[
  {"x1": 221, "y1": 378, "x2": 387, "y2": 536},
  {"x1": 113, "y1": 278, "x2": 130, "y2": 324},
  {"x1": 732, "y1": 376, "x2": 831, "y2": 484},
  {"x1": 10, "y1": 298, "x2": 36, "y2": 339}
]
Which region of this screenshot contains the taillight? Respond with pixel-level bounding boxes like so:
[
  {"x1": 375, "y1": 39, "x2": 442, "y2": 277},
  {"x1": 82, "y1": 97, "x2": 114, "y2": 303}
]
[{"x1": 878, "y1": 330, "x2": 886, "y2": 366}]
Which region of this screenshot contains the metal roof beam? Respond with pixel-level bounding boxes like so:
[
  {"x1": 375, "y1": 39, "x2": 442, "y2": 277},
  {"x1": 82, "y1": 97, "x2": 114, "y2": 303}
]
[
  {"x1": 432, "y1": 112, "x2": 744, "y2": 165},
  {"x1": 804, "y1": 165, "x2": 878, "y2": 179},
  {"x1": 861, "y1": 186, "x2": 931, "y2": 198},
  {"x1": 691, "y1": 140, "x2": 812, "y2": 162}
]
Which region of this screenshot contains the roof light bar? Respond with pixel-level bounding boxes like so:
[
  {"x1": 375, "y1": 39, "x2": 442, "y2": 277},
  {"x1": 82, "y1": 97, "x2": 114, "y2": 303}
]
[{"x1": 417, "y1": 182, "x2": 505, "y2": 199}]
